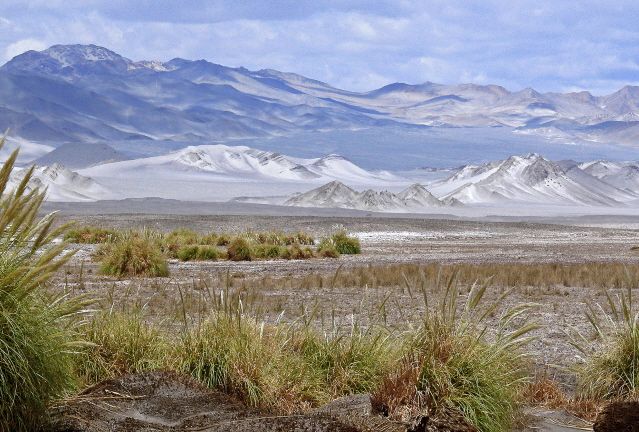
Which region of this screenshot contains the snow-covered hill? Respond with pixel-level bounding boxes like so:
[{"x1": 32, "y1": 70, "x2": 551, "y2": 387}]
[
  {"x1": 82, "y1": 144, "x2": 395, "y2": 183},
  {"x1": 579, "y1": 160, "x2": 639, "y2": 193},
  {"x1": 284, "y1": 181, "x2": 456, "y2": 212},
  {"x1": 9, "y1": 163, "x2": 111, "y2": 201},
  {"x1": 430, "y1": 154, "x2": 637, "y2": 206}
]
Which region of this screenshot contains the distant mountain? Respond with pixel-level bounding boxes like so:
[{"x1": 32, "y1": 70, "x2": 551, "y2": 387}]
[
  {"x1": 9, "y1": 163, "x2": 111, "y2": 201},
  {"x1": 579, "y1": 160, "x2": 639, "y2": 193},
  {"x1": 81, "y1": 144, "x2": 395, "y2": 183},
  {"x1": 284, "y1": 181, "x2": 456, "y2": 212},
  {"x1": 2, "y1": 44, "x2": 639, "y2": 155},
  {"x1": 34, "y1": 142, "x2": 127, "y2": 169},
  {"x1": 430, "y1": 154, "x2": 637, "y2": 206}
]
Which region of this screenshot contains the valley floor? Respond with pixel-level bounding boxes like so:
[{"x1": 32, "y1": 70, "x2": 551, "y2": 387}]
[{"x1": 51, "y1": 212, "x2": 639, "y2": 431}]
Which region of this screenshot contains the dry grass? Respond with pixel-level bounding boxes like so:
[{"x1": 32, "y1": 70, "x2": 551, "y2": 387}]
[
  {"x1": 244, "y1": 262, "x2": 639, "y2": 292},
  {"x1": 521, "y1": 374, "x2": 602, "y2": 422}
]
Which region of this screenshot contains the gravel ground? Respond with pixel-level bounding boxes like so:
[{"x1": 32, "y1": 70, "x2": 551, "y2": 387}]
[{"x1": 51, "y1": 213, "x2": 639, "y2": 431}]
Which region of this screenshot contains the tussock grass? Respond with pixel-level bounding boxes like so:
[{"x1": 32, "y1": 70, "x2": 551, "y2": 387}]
[
  {"x1": 573, "y1": 286, "x2": 639, "y2": 400},
  {"x1": 330, "y1": 230, "x2": 361, "y2": 255},
  {"x1": 317, "y1": 238, "x2": 340, "y2": 258},
  {"x1": 0, "y1": 136, "x2": 87, "y2": 431},
  {"x1": 64, "y1": 226, "x2": 118, "y2": 244},
  {"x1": 177, "y1": 245, "x2": 222, "y2": 261},
  {"x1": 373, "y1": 277, "x2": 537, "y2": 432},
  {"x1": 77, "y1": 310, "x2": 169, "y2": 384},
  {"x1": 175, "y1": 303, "x2": 396, "y2": 412},
  {"x1": 227, "y1": 237, "x2": 253, "y2": 261},
  {"x1": 99, "y1": 235, "x2": 169, "y2": 277},
  {"x1": 282, "y1": 243, "x2": 315, "y2": 260},
  {"x1": 252, "y1": 244, "x2": 286, "y2": 259}
]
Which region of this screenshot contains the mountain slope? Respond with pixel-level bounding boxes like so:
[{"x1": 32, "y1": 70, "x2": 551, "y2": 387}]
[
  {"x1": 9, "y1": 163, "x2": 111, "y2": 201},
  {"x1": 3, "y1": 44, "x2": 639, "y2": 152},
  {"x1": 431, "y1": 154, "x2": 637, "y2": 206},
  {"x1": 285, "y1": 181, "x2": 453, "y2": 212}
]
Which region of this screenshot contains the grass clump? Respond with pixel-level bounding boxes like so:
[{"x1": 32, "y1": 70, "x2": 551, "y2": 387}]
[
  {"x1": 175, "y1": 299, "x2": 395, "y2": 412},
  {"x1": 291, "y1": 326, "x2": 397, "y2": 400},
  {"x1": 177, "y1": 245, "x2": 221, "y2": 261},
  {"x1": 574, "y1": 287, "x2": 639, "y2": 400},
  {"x1": 77, "y1": 310, "x2": 169, "y2": 385},
  {"x1": 372, "y1": 278, "x2": 536, "y2": 432},
  {"x1": 176, "y1": 312, "x2": 320, "y2": 411},
  {"x1": 252, "y1": 244, "x2": 286, "y2": 259},
  {"x1": 0, "y1": 136, "x2": 86, "y2": 431},
  {"x1": 227, "y1": 238, "x2": 252, "y2": 261},
  {"x1": 99, "y1": 235, "x2": 169, "y2": 277},
  {"x1": 317, "y1": 238, "x2": 340, "y2": 258},
  {"x1": 330, "y1": 230, "x2": 361, "y2": 255},
  {"x1": 282, "y1": 244, "x2": 315, "y2": 260},
  {"x1": 64, "y1": 226, "x2": 118, "y2": 244}
]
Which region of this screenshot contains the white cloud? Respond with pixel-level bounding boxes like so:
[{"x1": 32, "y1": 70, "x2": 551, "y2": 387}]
[{"x1": 3, "y1": 38, "x2": 46, "y2": 61}]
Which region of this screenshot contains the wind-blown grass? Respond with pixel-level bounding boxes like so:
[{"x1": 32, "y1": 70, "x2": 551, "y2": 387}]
[
  {"x1": 76, "y1": 310, "x2": 169, "y2": 384},
  {"x1": 0, "y1": 136, "x2": 86, "y2": 431},
  {"x1": 373, "y1": 276, "x2": 537, "y2": 432},
  {"x1": 98, "y1": 234, "x2": 169, "y2": 277},
  {"x1": 573, "y1": 286, "x2": 639, "y2": 400}
]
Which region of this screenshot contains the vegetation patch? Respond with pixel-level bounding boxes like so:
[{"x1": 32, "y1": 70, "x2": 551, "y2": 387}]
[
  {"x1": 330, "y1": 231, "x2": 361, "y2": 255},
  {"x1": 64, "y1": 226, "x2": 118, "y2": 244},
  {"x1": 227, "y1": 238, "x2": 253, "y2": 261},
  {"x1": 372, "y1": 279, "x2": 536, "y2": 432},
  {"x1": 99, "y1": 235, "x2": 169, "y2": 277},
  {"x1": 0, "y1": 136, "x2": 86, "y2": 431},
  {"x1": 77, "y1": 311, "x2": 169, "y2": 384},
  {"x1": 574, "y1": 288, "x2": 639, "y2": 400},
  {"x1": 177, "y1": 245, "x2": 222, "y2": 261}
]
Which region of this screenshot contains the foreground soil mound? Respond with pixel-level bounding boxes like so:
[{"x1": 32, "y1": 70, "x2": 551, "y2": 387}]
[
  {"x1": 50, "y1": 371, "x2": 476, "y2": 432},
  {"x1": 50, "y1": 371, "x2": 360, "y2": 432},
  {"x1": 593, "y1": 401, "x2": 639, "y2": 432}
]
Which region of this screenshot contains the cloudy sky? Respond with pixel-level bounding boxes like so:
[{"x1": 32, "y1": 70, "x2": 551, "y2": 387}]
[{"x1": 1, "y1": 0, "x2": 638, "y2": 94}]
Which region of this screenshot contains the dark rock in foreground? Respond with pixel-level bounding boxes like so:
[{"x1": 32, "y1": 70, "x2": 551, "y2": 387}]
[{"x1": 593, "y1": 401, "x2": 639, "y2": 432}]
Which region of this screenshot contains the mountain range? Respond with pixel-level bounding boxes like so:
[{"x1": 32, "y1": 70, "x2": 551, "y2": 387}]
[{"x1": 2, "y1": 44, "x2": 639, "y2": 157}]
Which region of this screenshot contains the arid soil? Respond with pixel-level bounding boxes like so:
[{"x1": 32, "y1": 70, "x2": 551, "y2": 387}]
[{"x1": 50, "y1": 214, "x2": 639, "y2": 432}]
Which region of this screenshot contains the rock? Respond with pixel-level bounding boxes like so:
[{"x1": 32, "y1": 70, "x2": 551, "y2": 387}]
[{"x1": 593, "y1": 401, "x2": 639, "y2": 432}]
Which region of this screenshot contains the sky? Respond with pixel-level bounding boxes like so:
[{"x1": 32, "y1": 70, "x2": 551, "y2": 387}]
[{"x1": 1, "y1": 1, "x2": 638, "y2": 94}]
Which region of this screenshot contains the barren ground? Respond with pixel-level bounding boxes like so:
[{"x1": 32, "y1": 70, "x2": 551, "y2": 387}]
[{"x1": 50, "y1": 213, "x2": 639, "y2": 431}]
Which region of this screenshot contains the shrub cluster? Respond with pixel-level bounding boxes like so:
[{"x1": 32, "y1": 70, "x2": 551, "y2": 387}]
[
  {"x1": 64, "y1": 226, "x2": 118, "y2": 243},
  {"x1": 0, "y1": 136, "x2": 86, "y2": 431},
  {"x1": 99, "y1": 235, "x2": 169, "y2": 278}
]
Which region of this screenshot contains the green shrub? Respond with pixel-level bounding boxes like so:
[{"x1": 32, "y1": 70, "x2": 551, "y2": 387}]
[
  {"x1": 331, "y1": 231, "x2": 361, "y2": 255},
  {"x1": 0, "y1": 136, "x2": 86, "y2": 431},
  {"x1": 177, "y1": 245, "x2": 221, "y2": 261},
  {"x1": 575, "y1": 288, "x2": 639, "y2": 400},
  {"x1": 227, "y1": 238, "x2": 252, "y2": 261},
  {"x1": 317, "y1": 238, "x2": 340, "y2": 258},
  {"x1": 99, "y1": 236, "x2": 169, "y2": 277},
  {"x1": 252, "y1": 244, "x2": 286, "y2": 259},
  {"x1": 77, "y1": 311, "x2": 169, "y2": 385},
  {"x1": 64, "y1": 226, "x2": 118, "y2": 243}
]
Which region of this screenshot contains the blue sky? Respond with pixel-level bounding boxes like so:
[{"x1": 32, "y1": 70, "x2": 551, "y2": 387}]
[{"x1": 1, "y1": 0, "x2": 638, "y2": 94}]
